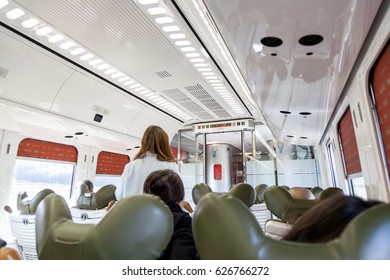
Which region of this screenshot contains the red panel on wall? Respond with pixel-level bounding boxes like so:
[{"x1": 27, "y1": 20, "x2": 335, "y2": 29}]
[
  {"x1": 214, "y1": 164, "x2": 222, "y2": 180},
  {"x1": 372, "y1": 41, "x2": 390, "y2": 172},
  {"x1": 338, "y1": 107, "x2": 362, "y2": 175},
  {"x1": 96, "y1": 151, "x2": 130, "y2": 175},
  {"x1": 17, "y1": 138, "x2": 78, "y2": 163}
]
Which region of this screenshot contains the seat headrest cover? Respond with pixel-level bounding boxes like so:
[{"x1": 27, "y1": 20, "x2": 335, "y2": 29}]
[
  {"x1": 36, "y1": 193, "x2": 173, "y2": 259},
  {"x1": 318, "y1": 187, "x2": 344, "y2": 201},
  {"x1": 254, "y1": 184, "x2": 268, "y2": 203},
  {"x1": 192, "y1": 193, "x2": 262, "y2": 259},
  {"x1": 193, "y1": 193, "x2": 390, "y2": 259},
  {"x1": 289, "y1": 187, "x2": 315, "y2": 200},
  {"x1": 192, "y1": 183, "x2": 212, "y2": 204},
  {"x1": 229, "y1": 183, "x2": 256, "y2": 207},
  {"x1": 76, "y1": 184, "x2": 117, "y2": 210},
  {"x1": 264, "y1": 186, "x2": 316, "y2": 223},
  {"x1": 310, "y1": 186, "x2": 324, "y2": 198},
  {"x1": 17, "y1": 189, "x2": 54, "y2": 214}
]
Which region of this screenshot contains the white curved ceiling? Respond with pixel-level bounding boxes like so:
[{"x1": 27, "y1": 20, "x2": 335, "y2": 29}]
[{"x1": 0, "y1": 0, "x2": 384, "y2": 149}]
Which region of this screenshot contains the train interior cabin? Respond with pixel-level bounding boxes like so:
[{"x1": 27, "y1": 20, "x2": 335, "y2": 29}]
[{"x1": 0, "y1": 0, "x2": 389, "y2": 263}]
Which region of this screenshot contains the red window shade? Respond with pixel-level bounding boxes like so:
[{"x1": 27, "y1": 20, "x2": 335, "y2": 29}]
[
  {"x1": 17, "y1": 138, "x2": 78, "y2": 163},
  {"x1": 96, "y1": 151, "x2": 130, "y2": 175},
  {"x1": 338, "y1": 107, "x2": 362, "y2": 175},
  {"x1": 372, "y1": 41, "x2": 390, "y2": 172}
]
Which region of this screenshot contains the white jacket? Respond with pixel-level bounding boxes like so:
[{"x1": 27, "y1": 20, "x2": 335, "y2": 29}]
[{"x1": 115, "y1": 152, "x2": 180, "y2": 200}]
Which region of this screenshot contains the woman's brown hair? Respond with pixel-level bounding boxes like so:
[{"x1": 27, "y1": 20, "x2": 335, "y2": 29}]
[
  {"x1": 282, "y1": 195, "x2": 383, "y2": 243},
  {"x1": 143, "y1": 169, "x2": 184, "y2": 203},
  {"x1": 134, "y1": 125, "x2": 176, "y2": 162}
]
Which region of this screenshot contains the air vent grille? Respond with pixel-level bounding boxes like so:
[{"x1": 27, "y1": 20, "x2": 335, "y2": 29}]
[
  {"x1": 185, "y1": 84, "x2": 232, "y2": 118},
  {"x1": 156, "y1": 70, "x2": 172, "y2": 78}
]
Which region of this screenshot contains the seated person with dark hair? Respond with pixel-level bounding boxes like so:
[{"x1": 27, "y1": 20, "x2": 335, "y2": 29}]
[
  {"x1": 143, "y1": 169, "x2": 199, "y2": 260},
  {"x1": 282, "y1": 195, "x2": 384, "y2": 243},
  {"x1": 82, "y1": 179, "x2": 94, "y2": 192}
]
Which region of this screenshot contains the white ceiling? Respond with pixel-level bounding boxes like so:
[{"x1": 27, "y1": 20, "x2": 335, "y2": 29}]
[{"x1": 0, "y1": 0, "x2": 385, "y2": 152}]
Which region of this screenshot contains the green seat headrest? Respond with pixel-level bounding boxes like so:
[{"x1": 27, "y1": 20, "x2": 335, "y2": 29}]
[
  {"x1": 192, "y1": 193, "x2": 390, "y2": 259},
  {"x1": 17, "y1": 189, "x2": 54, "y2": 214},
  {"x1": 36, "y1": 193, "x2": 173, "y2": 259}
]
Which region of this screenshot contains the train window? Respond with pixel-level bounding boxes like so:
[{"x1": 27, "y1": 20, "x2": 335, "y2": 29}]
[
  {"x1": 326, "y1": 140, "x2": 338, "y2": 188},
  {"x1": 94, "y1": 176, "x2": 122, "y2": 191},
  {"x1": 10, "y1": 158, "x2": 75, "y2": 210},
  {"x1": 8, "y1": 138, "x2": 78, "y2": 209},
  {"x1": 369, "y1": 38, "x2": 390, "y2": 185},
  {"x1": 95, "y1": 151, "x2": 130, "y2": 191},
  {"x1": 338, "y1": 107, "x2": 366, "y2": 198}
]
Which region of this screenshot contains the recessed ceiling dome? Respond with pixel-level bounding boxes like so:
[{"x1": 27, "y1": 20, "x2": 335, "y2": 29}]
[
  {"x1": 299, "y1": 34, "x2": 323, "y2": 46},
  {"x1": 261, "y1": 36, "x2": 283, "y2": 47}
]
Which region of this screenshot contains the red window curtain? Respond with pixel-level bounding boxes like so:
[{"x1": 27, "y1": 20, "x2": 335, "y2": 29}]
[
  {"x1": 372, "y1": 40, "x2": 390, "y2": 172},
  {"x1": 17, "y1": 138, "x2": 78, "y2": 163},
  {"x1": 96, "y1": 151, "x2": 130, "y2": 175},
  {"x1": 338, "y1": 107, "x2": 362, "y2": 175}
]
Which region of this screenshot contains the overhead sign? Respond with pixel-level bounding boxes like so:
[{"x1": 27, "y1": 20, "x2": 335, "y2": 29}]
[{"x1": 193, "y1": 118, "x2": 254, "y2": 133}]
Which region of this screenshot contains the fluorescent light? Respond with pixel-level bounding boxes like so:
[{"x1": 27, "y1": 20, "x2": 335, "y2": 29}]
[
  {"x1": 198, "y1": 68, "x2": 211, "y2": 72},
  {"x1": 118, "y1": 76, "x2": 129, "y2": 82},
  {"x1": 155, "y1": 17, "x2": 173, "y2": 24},
  {"x1": 70, "y1": 48, "x2": 85, "y2": 55},
  {"x1": 169, "y1": 33, "x2": 186, "y2": 39},
  {"x1": 96, "y1": 64, "x2": 110, "y2": 70},
  {"x1": 147, "y1": 7, "x2": 166, "y2": 15},
  {"x1": 185, "y1": 53, "x2": 200, "y2": 57},
  {"x1": 138, "y1": 0, "x2": 158, "y2": 5},
  {"x1": 80, "y1": 54, "x2": 94, "y2": 60},
  {"x1": 175, "y1": 40, "x2": 191, "y2": 46},
  {"x1": 180, "y1": 47, "x2": 196, "y2": 52},
  {"x1": 0, "y1": 0, "x2": 9, "y2": 9},
  {"x1": 190, "y1": 58, "x2": 204, "y2": 63},
  {"x1": 104, "y1": 68, "x2": 116, "y2": 74},
  {"x1": 60, "y1": 41, "x2": 75, "y2": 49},
  {"x1": 36, "y1": 26, "x2": 53, "y2": 36},
  {"x1": 48, "y1": 34, "x2": 64, "y2": 43},
  {"x1": 162, "y1": 25, "x2": 180, "y2": 32},
  {"x1": 124, "y1": 80, "x2": 135, "y2": 85},
  {"x1": 194, "y1": 63, "x2": 208, "y2": 67},
  {"x1": 21, "y1": 18, "x2": 39, "y2": 28},
  {"x1": 111, "y1": 73, "x2": 123, "y2": 78},
  {"x1": 129, "y1": 83, "x2": 140, "y2": 89},
  {"x1": 89, "y1": 59, "x2": 102, "y2": 66},
  {"x1": 135, "y1": 87, "x2": 146, "y2": 92},
  {"x1": 6, "y1": 8, "x2": 24, "y2": 20}
]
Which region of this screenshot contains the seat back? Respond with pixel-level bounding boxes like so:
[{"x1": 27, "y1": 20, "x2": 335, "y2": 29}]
[
  {"x1": 192, "y1": 183, "x2": 212, "y2": 204},
  {"x1": 17, "y1": 189, "x2": 54, "y2": 214},
  {"x1": 9, "y1": 212, "x2": 38, "y2": 260},
  {"x1": 192, "y1": 182, "x2": 256, "y2": 207},
  {"x1": 36, "y1": 193, "x2": 173, "y2": 259},
  {"x1": 264, "y1": 186, "x2": 316, "y2": 223},
  {"x1": 76, "y1": 184, "x2": 116, "y2": 210},
  {"x1": 192, "y1": 193, "x2": 390, "y2": 259},
  {"x1": 318, "y1": 187, "x2": 344, "y2": 201},
  {"x1": 254, "y1": 184, "x2": 268, "y2": 203},
  {"x1": 229, "y1": 183, "x2": 256, "y2": 207},
  {"x1": 289, "y1": 187, "x2": 316, "y2": 200},
  {"x1": 310, "y1": 186, "x2": 324, "y2": 198}
]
